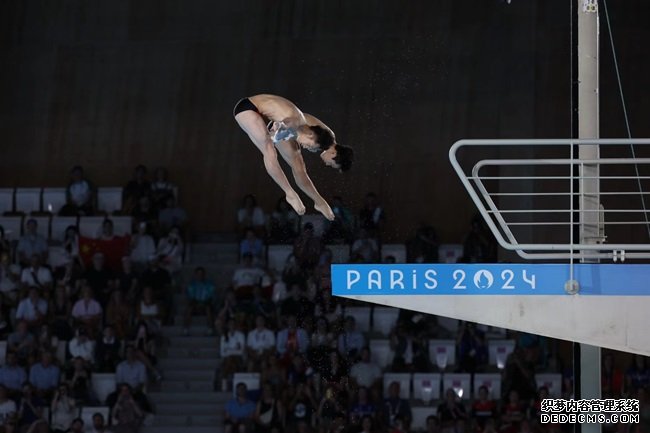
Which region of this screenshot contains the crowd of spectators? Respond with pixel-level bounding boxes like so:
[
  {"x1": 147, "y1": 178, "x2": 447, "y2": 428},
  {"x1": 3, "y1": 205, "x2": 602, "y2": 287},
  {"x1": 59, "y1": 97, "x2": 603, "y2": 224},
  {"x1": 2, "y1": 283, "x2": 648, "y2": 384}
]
[
  {"x1": 0, "y1": 165, "x2": 187, "y2": 433},
  {"x1": 212, "y1": 192, "x2": 650, "y2": 433}
]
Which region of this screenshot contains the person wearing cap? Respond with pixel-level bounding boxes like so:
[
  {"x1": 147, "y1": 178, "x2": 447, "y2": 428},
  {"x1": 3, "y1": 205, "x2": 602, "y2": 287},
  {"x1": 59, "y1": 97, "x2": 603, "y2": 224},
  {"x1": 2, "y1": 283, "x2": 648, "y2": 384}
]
[{"x1": 17, "y1": 219, "x2": 48, "y2": 267}]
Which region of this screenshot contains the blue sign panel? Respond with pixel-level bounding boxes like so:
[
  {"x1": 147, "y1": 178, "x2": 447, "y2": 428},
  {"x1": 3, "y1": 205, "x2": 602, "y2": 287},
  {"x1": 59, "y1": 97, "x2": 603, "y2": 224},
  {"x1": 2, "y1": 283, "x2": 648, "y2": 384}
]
[{"x1": 331, "y1": 264, "x2": 650, "y2": 296}]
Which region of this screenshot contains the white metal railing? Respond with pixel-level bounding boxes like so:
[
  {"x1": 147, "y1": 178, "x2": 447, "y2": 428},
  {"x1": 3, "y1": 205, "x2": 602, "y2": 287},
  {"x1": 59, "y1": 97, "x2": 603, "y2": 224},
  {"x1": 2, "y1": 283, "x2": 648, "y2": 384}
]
[{"x1": 449, "y1": 139, "x2": 650, "y2": 261}]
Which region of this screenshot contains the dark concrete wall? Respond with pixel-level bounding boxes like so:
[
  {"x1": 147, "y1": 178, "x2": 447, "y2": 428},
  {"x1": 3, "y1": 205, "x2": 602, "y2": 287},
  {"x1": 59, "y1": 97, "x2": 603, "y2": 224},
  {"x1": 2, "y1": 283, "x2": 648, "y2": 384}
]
[{"x1": 1, "y1": 0, "x2": 648, "y2": 241}]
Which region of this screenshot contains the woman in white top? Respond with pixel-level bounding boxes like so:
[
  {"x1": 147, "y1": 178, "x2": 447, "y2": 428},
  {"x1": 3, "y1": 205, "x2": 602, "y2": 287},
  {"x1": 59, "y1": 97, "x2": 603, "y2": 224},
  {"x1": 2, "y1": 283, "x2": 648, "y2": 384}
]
[
  {"x1": 151, "y1": 167, "x2": 176, "y2": 209},
  {"x1": 220, "y1": 319, "x2": 246, "y2": 384},
  {"x1": 156, "y1": 227, "x2": 184, "y2": 274},
  {"x1": 130, "y1": 222, "x2": 156, "y2": 271},
  {"x1": 136, "y1": 286, "x2": 162, "y2": 336},
  {"x1": 50, "y1": 383, "x2": 76, "y2": 433}
]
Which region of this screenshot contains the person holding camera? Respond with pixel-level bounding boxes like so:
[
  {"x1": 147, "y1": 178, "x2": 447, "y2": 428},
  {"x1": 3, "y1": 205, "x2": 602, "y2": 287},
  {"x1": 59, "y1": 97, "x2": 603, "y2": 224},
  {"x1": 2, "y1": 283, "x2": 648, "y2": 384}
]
[{"x1": 50, "y1": 384, "x2": 76, "y2": 433}]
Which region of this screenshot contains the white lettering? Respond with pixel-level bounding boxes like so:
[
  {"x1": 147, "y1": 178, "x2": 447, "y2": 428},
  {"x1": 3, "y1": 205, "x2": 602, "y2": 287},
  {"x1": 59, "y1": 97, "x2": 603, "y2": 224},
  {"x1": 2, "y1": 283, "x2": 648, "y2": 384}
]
[
  {"x1": 424, "y1": 270, "x2": 438, "y2": 289},
  {"x1": 453, "y1": 270, "x2": 466, "y2": 289},
  {"x1": 347, "y1": 271, "x2": 361, "y2": 289},
  {"x1": 390, "y1": 270, "x2": 404, "y2": 289},
  {"x1": 523, "y1": 270, "x2": 536, "y2": 289},
  {"x1": 501, "y1": 270, "x2": 514, "y2": 289},
  {"x1": 368, "y1": 270, "x2": 381, "y2": 289}
]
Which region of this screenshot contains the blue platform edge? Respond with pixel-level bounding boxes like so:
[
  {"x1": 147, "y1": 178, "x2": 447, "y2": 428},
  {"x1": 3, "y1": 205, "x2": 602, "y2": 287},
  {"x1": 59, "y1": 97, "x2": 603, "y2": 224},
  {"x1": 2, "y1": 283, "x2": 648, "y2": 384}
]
[{"x1": 331, "y1": 263, "x2": 650, "y2": 296}]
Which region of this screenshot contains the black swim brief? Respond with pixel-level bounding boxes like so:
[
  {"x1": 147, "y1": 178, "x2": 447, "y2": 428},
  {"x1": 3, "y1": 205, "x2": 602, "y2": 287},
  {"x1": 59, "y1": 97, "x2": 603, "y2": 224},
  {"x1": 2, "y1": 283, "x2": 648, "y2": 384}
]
[{"x1": 233, "y1": 97, "x2": 259, "y2": 116}]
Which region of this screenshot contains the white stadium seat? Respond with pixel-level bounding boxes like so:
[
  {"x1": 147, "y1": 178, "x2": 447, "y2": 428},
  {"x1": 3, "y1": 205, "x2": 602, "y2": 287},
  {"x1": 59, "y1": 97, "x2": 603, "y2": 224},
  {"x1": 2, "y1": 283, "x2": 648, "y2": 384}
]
[
  {"x1": 429, "y1": 339, "x2": 457, "y2": 370},
  {"x1": 267, "y1": 244, "x2": 293, "y2": 272},
  {"x1": 110, "y1": 216, "x2": 133, "y2": 236},
  {"x1": 42, "y1": 188, "x2": 67, "y2": 214},
  {"x1": 442, "y1": 373, "x2": 471, "y2": 400},
  {"x1": 92, "y1": 373, "x2": 117, "y2": 404},
  {"x1": 369, "y1": 339, "x2": 393, "y2": 370},
  {"x1": 15, "y1": 188, "x2": 41, "y2": 214},
  {"x1": 372, "y1": 307, "x2": 399, "y2": 336},
  {"x1": 438, "y1": 243, "x2": 463, "y2": 263},
  {"x1": 345, "y1": 307, "x2": 371, "y2": 333},
  {"x1": 535, "y1": 373, "x2": 562, "y2": 398},
  {"x1": 412, "y1": 373, "x2": 442, "y2": 403},
  {"x1": 488, "y1": 339, "x2": 516, "y2": 369},
  {"x1": 51, "y1": 216, "x2": 78, "y2": 242},
  {"x1": 23, "y1": 216, "x2": 50, "y2": 239},
  {"x1": 232, "y1": 372, "x2": 261, "y2": 397},
  {"x1": 381, "y1": 243, "x2": 407, "y2": 263},
  {"x1": 97, "y1": 187, "x2": 123, "y2": 214},
  {"x1": 78, "y1": 216, "x2": 107, "y2": 238},
  {"x1": 300, "y1": 214, "x2": 326, "y2": 236},
  {"x1": 0, "y1": 189, "x2": 13, "y2": 214},
  {"x1": 0, "y1": 216, "x2": 22, "y2": 241},
  {"x1": 411, "y1": 406, "x2": 438, "y2": 431},
  {"x1": 383, "y1": 372, "x2": 411, "y2": 399},
  {"x1": 473, "y1": 373, "x2": 502, "y2": 400}
]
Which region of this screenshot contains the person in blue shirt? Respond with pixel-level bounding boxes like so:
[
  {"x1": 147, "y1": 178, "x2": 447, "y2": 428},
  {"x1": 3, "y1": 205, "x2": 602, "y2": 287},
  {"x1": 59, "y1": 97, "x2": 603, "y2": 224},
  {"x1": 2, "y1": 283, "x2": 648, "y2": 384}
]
[
  {"x1": 0, "y1": 352, "x2": 27, "y2": 398},
  {"x1": 224, "y1": 382, "x2": 256, "y2": 433},
  {"x1": 28, "y1": 351, "x2": 60, "y2": 401},
  {"x1": 183, "y1": 266, "x2": 217, "y2": 336}
]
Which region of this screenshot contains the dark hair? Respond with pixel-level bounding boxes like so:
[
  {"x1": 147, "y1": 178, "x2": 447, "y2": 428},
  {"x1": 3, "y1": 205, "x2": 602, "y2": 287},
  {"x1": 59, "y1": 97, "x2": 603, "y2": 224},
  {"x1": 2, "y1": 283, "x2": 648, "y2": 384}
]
[
  {"x1": 92, "y1": 412, "x2": 105, "y2": 421},
  {"x1": 242, "y1": 194, "x2": 257, "y2": 207},
  {"x1": 333, "y1": 144, "x2": 354, "y2": 172},
  {"x1": 308, "y1": 125, "x2": 335, "y2": 150}
]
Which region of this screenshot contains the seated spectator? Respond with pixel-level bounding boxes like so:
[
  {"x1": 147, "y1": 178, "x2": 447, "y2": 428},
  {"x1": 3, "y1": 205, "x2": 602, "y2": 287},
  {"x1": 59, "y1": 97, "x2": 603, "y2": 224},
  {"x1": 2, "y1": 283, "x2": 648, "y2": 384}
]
[
  {"x1": 71, "y1": 286, "x2": 103, "y2": 335},
  {"x1": 105, "y1": 289, "x2": 132, "y2": 340},
  {"x1": 625, "y1": 354, "x2": 650, "y2": 393},
  {"x1": 390, "y1": 322, "x2": 416, "y2": 372},
  {"x1": 502, "y1": 347, "x2": 537, "y2": 403},
  {"x1": 130, "y1": 321, "x2": 162, "y2": 381},
  {"x1": 293, "y1": 223, "x2": 322, "y2": 271},
  {"x1": 351, "y1": 229, "x2": 379, "y2": 263},
  {"x1": 129, "y1": 222, "x2": 156, "y2": 272},
  {"x1": 90, "y1": 412, "x2": 114, "y2": 433},
  {"x1": 68, "y1": 327, "x2": 96, "y2": 365},
  {"x1": 359, "y1": 192, "x2": 386, "y2": 238},
  {"x1": 472, "y1": 385, "x2": 497, "y2": 432},
  {"x1": 60, "y1": 165, "x2": 95, "y2": 217},
  {"x1": 225, "y1": 382, "x2": 257, "y2": 433},
  {"x1": 320, "y1": 350, "x2": 348, "y2": 390},
  {"x1": 456, "y1": 321, "x2": 487, "y2": 373},
  {"x1": 309, "y1": 317, "x2": 335, "y2": 369},
  {"x1": 50, "y1": 383, "x2": 77, "y2": 433},
  {"x1": 287, "y1": 382, "x2": 317, "y2": 432},
  {"x1": 156, "y1": 226, "x2": 184, "y2": 275},
  {"x1": 260, "y1": 355, "x2": 286, "y2": 391},
  {"x1": 407, "y1": 224, "x2": 439, "y2": 263},
  {"x1": 65, "y1": 357, "x2": 95, "y2": 405},
  {"x1": 316, "y1": 386, "x2": 344, "y2": 433},
  {"x1": 20, "y1": 255, "x2": 53, "y2": 294},
  {"x1": 95, "y1": 325, "x2": 122, "y2": 374},
  {"x1": 240, "y1": 228, "x2": 264, "y2": 265},
  {"x1": 359, "y1": 415, "x2": 377, "y2": 433},
  {"x1": 122, "y1": 165, "x2": 152, "y2": 215},
  {"x1": 268, "y1": 198, "x2": 299, "y2": 244},
  {"x1": 500, "y1": 390, "x2": 525, "y2": 433},
  {"x1": 0, "y1": 352, "x2": 27, "y2": 398},
  {"x1": 220, "y1": 319, "x2": 246, "y2": 388},
  {"x1": 350, "y1": 387, "x2": 377, "y2": 426},
  {"x1": 140, "y1": 258, "x2": 171, "y2": 320},
  {"x1": 281, "y1": 254, "x2": 307, "y2": 290},
  {"x1": 0, "y1": 385, "x2": 16, "y2": 429},
  {"x1": 49, "y1": 284, "x2": 73, "y2": 341},
  {"x1": 215, "y1": 290, "x2": 239, "y2": 336},
  {"x1": 0, "y1": 226, "x2": 11, "y2": 258},
  {"x1": 82, "y1": 253, "x2": 114, "y2": 305},
  {"x1": 246, "y1": 315, "x2": 276, "y2": 370},
  {"x1": 237, "y1": 194, "x2": 266, "y2": 236},
  {"x1": 276, "y1": 316, "x2": 309, "y2": 361},
  {"x1": 36, "y1": 325, "x2": 58, "y2": 360},
  {"x1": 323, "y1": 196, "x2": 354, "y2": 244},
  {"x1": 17, "y1": 382, "x2": 48, "y2": 433},
  {"x1": 232, "y1": 253, "x2": 267, "y2": 300},
  {"x1": 7, "y1": 321, "x2": 35, "y2": 365},
  {"x1": 462, "y1": 215, "x2": 497, "y2": 263},
  {"x1": 68, "y1": 418, "x2": 85, "y2": 433},
  {"x1": 132, "y1": 196, "x2": 158, "y2": 230},
  {"x1": 280, "y1": 285, "x2": 315, "y2": 326},
  {"x1": 313, "y1": 289, "x2": 342, "y2": 325},
  {"x1": 16, "y1": 220, "x2": 48, "y2": 267},
  {"x1": 0, "y1": 252, "x2": 20, "y2": 311},
  {"x1": 16, "y1": 287, "x2": 48, "y2": 329},
  {"x1": 52, "y1": 226, "x2": 83, "y2": 285},
  {"x1": 135, "y1": 286, "x2": 162, "y2": 337},
  {"x1": 240, "y1": 285, "x2": 275, "y2": 326},
  {"x1": 109, "y1": 384, "x2": 145, "y2": 433},
  {"x1": 158, "y1": 194, "x2": 187, "y2": 236},
  {"x1": 254, "y1": 383, "x2": 284, "y2": 433},
  {"x1": 115, "y1": 257, "x2": 139, "y2": 302},
  {"x1": 437, "y1": 388, "x2": 467, "y2": 433},
  {"x1": 29, "y1": 351, "x2": 60, "y2": 401},
  {"x1": 602, "y1": 352, "x2": 624, "y2": 398},
  {"x1": 338, "y1": 316, "x2": 365, "y2": 361},
  {"x1": 383, "y1": 382, "x2": 412, "y2": 432},
  {"x1": 183, "y1": 267, "x2": 216, "y2": 336},
  {"x1": 116, "y1": 346, "x2": 147, "y2": 393},
  {"x1": 349, "y1": 347, "x2": 382, "y2": 390},
  {"x1": 151, "y1": 167, "x2": 176, "y2": 209}
]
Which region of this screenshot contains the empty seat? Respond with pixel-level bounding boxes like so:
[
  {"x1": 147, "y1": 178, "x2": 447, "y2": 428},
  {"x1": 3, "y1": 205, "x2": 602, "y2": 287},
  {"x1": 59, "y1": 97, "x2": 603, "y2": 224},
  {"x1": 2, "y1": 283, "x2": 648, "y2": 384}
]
[
  {"x1": 232, "y1": 372, "x2": 261, "y2": 397},
  {"x1": 110, "y1": 216, "x2": 133, "y2": 236},
  {"x1": 438, "y1": 244, "x2": 463, "y2": 263},
  {"x1": 0, "y1": 216, "x2": 22, "y2": 241},
  {"x1": 345, "y1": 307, "x2": 371, "y2": 333},
  {"x1": 411, "y1": 406, "x2": 438, "y2": 431},
  {"x1": 428, "y1": 339, "x2": 457, "y2": 370},
  {"x1": 92, "y1": 373, "x2": 117, "y2": 404},
  {"x1": 0, "y1": 189, "x2": 13, "y2": 214},
  {"x1": 78, "y1": 216, "x2": 108, "y2": 238},
  {"x1": 42, "y1": 188, "x2": 67, "y2": 214},
  {"x1": 412, "y1": 373, "x2": 442, "y2": 403},
  {"x1": 97, "y1": 187, "x2": 123, "y2": 214},
  {"x1": 442, "y1": 373, "x2": 471, "y2": 400},
  {"x1": 372, "y1": 307, "x2": 399, "y2": 336},
  {"x1": 23, "y1": 215, "x2": 50, "y2": 239},
  {"x1": 381, "y1": 243, "x2": 407, "y2": 263},
  {"x1": 267, "y1": 245, "x2": 294, "y2": 272},
  {"x1": 51, "y1": 216, "x2": 78, "y2": 242},
  {"x1": 473, "y1": 373, "x2": 502, "y2": 399},
  {"x1": 300, "y1": 214, "x2": 325, "y2": 236},
  {"x1": 369, "y1": 339, "x2": 393, "y2": 369},
  {"x1": 535, "y1": 373, "x2": 562, "y2": 398},
  {"x1": 488, "y1": 339, "x2": 516, "y2": 369},
  {"x1": 80, "y1": 406, "x2": 110, "y2": 432},
  {"x1": 383, "y1": 373, "x2": 411, "y2": 399},
  {"x1": 15, "y1": 188, "x2": 41, "y2": 214},
  {"x1": 327, "y1": 244, "x2": 350, "y2": 263}
]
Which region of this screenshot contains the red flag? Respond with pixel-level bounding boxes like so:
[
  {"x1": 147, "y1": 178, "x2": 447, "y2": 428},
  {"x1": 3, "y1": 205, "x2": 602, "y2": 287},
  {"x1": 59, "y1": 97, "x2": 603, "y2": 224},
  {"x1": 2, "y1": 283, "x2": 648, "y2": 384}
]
[{"x1": 79, "y1": 235, "x2": 131, "y2": 271}]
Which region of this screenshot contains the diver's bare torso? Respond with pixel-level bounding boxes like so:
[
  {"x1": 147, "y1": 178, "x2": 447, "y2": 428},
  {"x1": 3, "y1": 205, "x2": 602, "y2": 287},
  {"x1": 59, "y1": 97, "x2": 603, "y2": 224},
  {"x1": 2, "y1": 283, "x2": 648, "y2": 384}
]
[{"x1": 248, "y1": 94, "x2": 307, "y2": 126}]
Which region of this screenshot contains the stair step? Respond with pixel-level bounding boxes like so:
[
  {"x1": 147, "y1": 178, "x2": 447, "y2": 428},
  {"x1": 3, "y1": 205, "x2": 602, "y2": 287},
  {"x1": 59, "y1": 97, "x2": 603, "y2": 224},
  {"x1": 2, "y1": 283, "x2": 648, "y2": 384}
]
[
  {"x1": 163, "y1": 346, "x2": 221, "y2": 359},
  {"x1": 159, "y1": 380, "x2": 215, "y2": 392},
  {"x1": 141, "y1": 426, "x2": 221, "y2": 433},
  {"x1": 163, "y1": 322, "x2": 213, "y2": 336},
  {"x1": 150, "y1": 414, "x2": 224, "y2": 426},
  {"x1": 150, "y1": 391, "x2": 225, "y2": 404},
  {"x1": 155, "y1": 402, "x2": 221, "y2": 416},
  {"x1": 159, "y1": 357, "x2": 219, "y2": 370},
  {"x1": 166, "y1": 336, "x2": 219, "y2": 348},
  {"x1": 163, "y1": 369, "x2": 215, "y2": 381}
]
